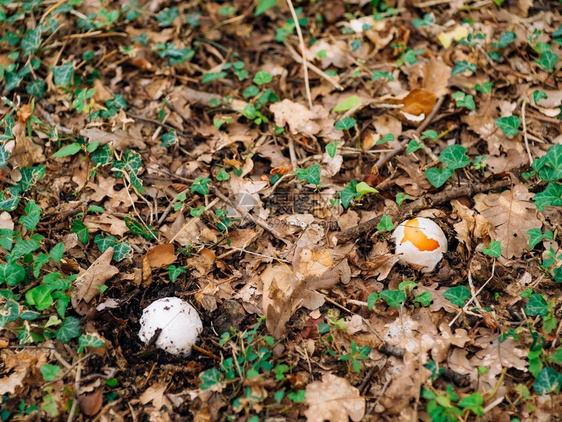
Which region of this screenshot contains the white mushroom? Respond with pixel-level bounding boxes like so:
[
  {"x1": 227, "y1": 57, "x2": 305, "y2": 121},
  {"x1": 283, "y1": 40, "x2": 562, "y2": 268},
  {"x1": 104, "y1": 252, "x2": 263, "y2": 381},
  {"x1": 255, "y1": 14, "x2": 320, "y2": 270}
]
[
  {"x1": 139, "y1": 297, "x2": 203, "y2": 356},
  {"x1": 391, "y1": 217, "x2": 448, "y2": 273}
]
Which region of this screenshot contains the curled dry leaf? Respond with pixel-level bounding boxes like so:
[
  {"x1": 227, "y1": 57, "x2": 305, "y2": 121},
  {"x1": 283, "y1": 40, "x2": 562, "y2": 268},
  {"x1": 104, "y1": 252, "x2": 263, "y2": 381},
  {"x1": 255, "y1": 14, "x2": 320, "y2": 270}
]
[
  {"x1": 79, "y1": 387, "x2": 103, "y2": 416},
  {"x1": 304, "y1": 374, "x2": 365, "y2": 422},
  {"x1": 71, "y1": 247, "x2": 119, "y2": 315},
  {"x1": 146, "y1": 243, "x2": 176, "y2": 269}
]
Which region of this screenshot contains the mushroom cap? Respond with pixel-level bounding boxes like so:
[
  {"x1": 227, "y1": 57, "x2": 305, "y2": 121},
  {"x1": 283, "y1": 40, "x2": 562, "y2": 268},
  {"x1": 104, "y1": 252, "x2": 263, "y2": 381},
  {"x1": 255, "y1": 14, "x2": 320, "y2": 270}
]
[
  {"x1": 139, "y1": 297, "x2": 203, "y2": 356},
  {"x1": 391, "y1": 217, "x2": 448, "y2": 273}
]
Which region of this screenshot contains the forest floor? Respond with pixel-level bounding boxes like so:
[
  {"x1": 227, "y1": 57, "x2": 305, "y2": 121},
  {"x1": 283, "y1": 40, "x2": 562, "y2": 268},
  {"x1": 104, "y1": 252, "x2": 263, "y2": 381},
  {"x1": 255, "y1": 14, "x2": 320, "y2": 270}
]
[{"x1": 1, "y1": 0, "x2": 562, "y2": 421}]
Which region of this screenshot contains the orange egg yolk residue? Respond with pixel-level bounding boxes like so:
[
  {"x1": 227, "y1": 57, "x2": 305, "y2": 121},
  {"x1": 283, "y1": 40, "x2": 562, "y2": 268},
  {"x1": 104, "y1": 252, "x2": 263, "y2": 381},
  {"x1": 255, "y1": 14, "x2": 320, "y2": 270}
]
[{"x1": 400, "y1": 219, "x2": 441, "y2": 252}]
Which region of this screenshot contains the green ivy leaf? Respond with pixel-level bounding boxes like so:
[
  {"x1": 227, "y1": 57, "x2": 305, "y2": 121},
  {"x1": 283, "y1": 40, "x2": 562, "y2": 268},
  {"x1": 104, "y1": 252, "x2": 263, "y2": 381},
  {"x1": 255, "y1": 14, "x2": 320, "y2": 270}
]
[
  {"x1": 191, "y1": 177, "x2": 211, "y2": 195},
  {"x1": 51, "y1": 62, "x2": 75, "y2": 86},
  {"x1": 355, "y1": 182, "x2": 378, "y2": 197},
  {"x1": 533, "y1": 367, "x2": 562, "y2": 395},
  {"x1": 451, "y1": 60, "x2": 476, "y2": 76},
  {"x1": 72, "y1": 220, "x2": 89, "y2": 244},
  {"x1": 50, "y1": 243, "x2": 65, "y2": 263},
  {"x1": 421, "y1": 130, "x2": 438, "y2": 141},
  {"x1": 407, "y1": 140, "x2": 423, "y2": 153},
  {"x1": 443, "y1": 286, "x2": 470, "y2": 306},
  {"x1": 216, "y1": 168, "x2": 230, "y2": 181},
  {"x1": 533, "y1": 90, "x2": 548, "y2": 104},
  {"x1": 0, "y1": 263, "x2": 25, "y2": 286},
  {"x1": 113, "y1": 242, "x2": 132, "y2": 262},
  {"x1": 482, "y1": 240, "x2": 502, "y2": 257},
  {"x1": 333, "y1": 95, "x2": 362, "y2": 112},
  {"x1": 41, "y1": 364, "x2": 61, "y2": 382},
  {"x1": 326, "y1": 141, "x2": 339, "y2": 158},
  {"x1": 474, "y1": 82, "x2": 492, "y2": 94},
  {"x1": 56, "y1": 316, "x2": 81, "y2": 343},
  {"x1": 396, "y1": 192, "x2": 410, "y2": 205},
  {"x1": 371, "y1": 70, "x2": 394, "y2": 81},
  {"x1": 527, "y1": 228, "x2": 553, "y2": 249},
  {"x1": 334, "y1": 117, "x2": 357, "y2": 131},
  {"x1": 535, "y1": 51, "x2": 558, "y2": 72},
  {"x1": 367, "y1": 293, "x2": 379, "y2": 310},
  {"x1": 255, "y1": 0, "x2": 276, "y2": 16},
  {"x1": 77, "y1": 334, "x2": 105, "y2": 354},
  {"x1": 414, "y1": 291, "x2": 432, "y2": 307},
  {"x1": 492, "y1": 31, "x2": 516, "y2": 49},
  {"x1": 19, "y1": 200, "x2": 42, "y2": 231},
  {"x1": 458, "y1": 392, "x2": 484, "y2": 415},
  {"x1": 202, "y1": 71, "x2": 227, "y2": 84},
  {"x1": 21, "y1": 27, "x2": 41, "y2": 55},
  {"x1": 94, "y1": 234, "x2": 116, "y2": 253},
  {"x1": 377, "y1": 215, "x2": 394, "y2": 232},
  {"x1": 156, "y1": 7, "x2": 179, "y2": 27},
  {"x1": 425, "y1": 167, "x2": 454, "y2": 188},
  {"x1": 9, "y1": 236, "x2": 42, "y2": 262},
  {"x1": 380, "y1": 290, "x2": 406, "y2": 308},
  {"x1": 26, "y1": 79, "x2": 46, "y2": 98},
  {"x1": 440, "y1": 145, "x2": 471, "y2": 170},
  {"x1": 377, "y1": 133, "x2": 395, "y2": 145},
  {"x1": 494, "y1": 115, "x2": 521, "y2": 137},
  {"x1": 0, "y1": 145, "x2": 8, "y2": 169},
  {"x1": 532, "y1": 145, "x2": 562, "y2": 182},
  {"x1": 549, "y1": 348, "x2": 562, "y2": 364},
  {"x1": 200, "y1": 368, "x2": 223, "y2": 390},
  {"x1": 160, "y1": 130, "x2": 177, "y2": 147},
  {"x1": 26, "y1": 285, "x2": 54, "y2": 311},
  {"x1": 452, "y1": 92, "x2": 475, "y2": 110},
  {"x1": 525, "y1": 293, "x2": 548, "y2": 317},
  {"x1": 293, "y1": 165, "x2": 321, "y2": 185},
  {"x1": 533, "y1": 182, "x2": 562, "y2": 211},
  {"x1": 53, "y1": 143, "x2": 82, "y2": 158},
  {"x1": 253, "y1": 70, "x2": 273, "y2": 85},
  {"x1": 168, "y1": 265, "x2": 187, "y2": 282},
  {"x1": 339, "y1": 181, "x2": 359, "y2": 209}
]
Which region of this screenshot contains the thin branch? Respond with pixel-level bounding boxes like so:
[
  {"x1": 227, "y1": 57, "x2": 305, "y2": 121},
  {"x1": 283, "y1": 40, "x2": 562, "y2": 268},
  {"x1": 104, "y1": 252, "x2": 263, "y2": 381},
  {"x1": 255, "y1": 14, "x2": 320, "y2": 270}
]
[
  {"x1": 449, "y1": 260, "x2": 496, "y2": 327},
  {"x1": 286, "y1": 0, "x2": 313, "y2": 109},
  {"x1": 336, "y1": 177, "x2": 513, "y2": 243},
  {"x1": 522, "y1": 99, "x2": 533, "y2": 164}
]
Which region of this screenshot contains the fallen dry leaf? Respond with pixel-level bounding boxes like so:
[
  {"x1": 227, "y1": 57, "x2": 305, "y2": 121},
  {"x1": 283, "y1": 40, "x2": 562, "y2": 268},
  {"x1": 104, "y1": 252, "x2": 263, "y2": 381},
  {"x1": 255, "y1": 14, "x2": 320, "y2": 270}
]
[
  {"x1": 71, "y1": 247, "x2": 119, "y2": 314},
  {"x1": 304, "y1": 374, "x2": 365, "y2": 422},
  {"x1": 146, "y1": 243, "x2": 176, "y2": 268},
  {"x1": 140, "y1": 382, "x2": 172, "y2": 410},
  {"x1": 474, "y1": 184, "x2": 541, "y2": 258},
  {"x1": 79, "y1": 387, "x2": 103, "y2": 416}
]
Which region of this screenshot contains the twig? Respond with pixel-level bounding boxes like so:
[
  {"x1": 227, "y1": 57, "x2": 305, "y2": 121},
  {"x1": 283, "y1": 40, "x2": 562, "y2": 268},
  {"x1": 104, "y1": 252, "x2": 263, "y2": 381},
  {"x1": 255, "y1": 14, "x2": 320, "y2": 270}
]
[
  {"x1": 288, "y1": 136, "x2": 298, "y2": 170},
  {"x1": 66, "y1": 362, "x2": 82, "y2": 422},
  {"x1": 211, "y1": 186, "x2": 291, "y2": 245},
  {"x1": 283, "y1": 42, "x2": 344, "y2": 90},
  {"x1": 336, "y1": 178, "x2": 512, "y2": 243},
  {"x1": 358, "y1": 365, "x2": 378, "y2": 394},
  {"x1": 170, "y1": 198, "x2": 219, "y2": 243},
  {"x1": 522, "y1": 100, "x2": 533, "y2": 164},
  {"x1": 466, "y1": 270, "x2": 483, "y2": 309},
  {"x1": 449, "y1": 260, "x2": 496, "y2": 327},
  {"x1": 91, "y1": 399, "x2": 122, "y2": 422},
  {"x1": 286, "y1": 0, "x2": 313, "y2": 109}
]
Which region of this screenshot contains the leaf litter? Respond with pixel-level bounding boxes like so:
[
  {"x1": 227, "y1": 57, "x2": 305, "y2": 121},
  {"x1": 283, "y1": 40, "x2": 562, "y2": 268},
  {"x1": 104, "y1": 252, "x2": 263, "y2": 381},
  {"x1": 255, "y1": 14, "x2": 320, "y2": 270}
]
[{"x1": 0, "y1": 0, "x2": 561, "y2": 421}]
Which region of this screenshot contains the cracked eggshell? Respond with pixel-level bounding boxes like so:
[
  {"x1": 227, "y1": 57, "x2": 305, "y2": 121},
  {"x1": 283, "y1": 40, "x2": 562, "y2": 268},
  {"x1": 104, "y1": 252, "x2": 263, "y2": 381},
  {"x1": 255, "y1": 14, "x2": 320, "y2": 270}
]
[
  {"x1": 139, "y1": 297, "x2": 203, "y2": 356},
  {"x1": 391, "y1": 217, "x2": 448, "y2": 273}
]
